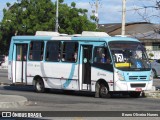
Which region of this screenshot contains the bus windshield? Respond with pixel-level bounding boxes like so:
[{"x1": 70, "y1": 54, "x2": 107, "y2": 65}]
[{"x1": 109, "y1": 41, "x2": 151, "y2": 71}]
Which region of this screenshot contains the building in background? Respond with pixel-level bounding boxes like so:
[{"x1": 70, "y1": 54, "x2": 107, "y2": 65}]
[{"x1": 99, "y1": 22, "x2": 160, "y2": 59}]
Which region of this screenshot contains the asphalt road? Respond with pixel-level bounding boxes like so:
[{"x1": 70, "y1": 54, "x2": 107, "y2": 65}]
[{"x1": 0, "y1": 85, "x2": 160, "y2": 112}]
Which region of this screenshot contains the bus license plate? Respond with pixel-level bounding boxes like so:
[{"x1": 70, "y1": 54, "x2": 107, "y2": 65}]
[{"x1": 135, "y1": 88, "x2": 142, "y2": 91}]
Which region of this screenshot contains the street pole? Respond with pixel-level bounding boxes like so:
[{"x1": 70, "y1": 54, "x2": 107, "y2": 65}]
[
  {"x1": 55, "y1": 0, "x2": 59, "y2": 32},
  {"x1": 90, "y1": 0, "x2": 100, "y2": 29},
  {"x1": 121, "y1": 0, "x2": 126, "y2": 36},
  {"x1": 95, "y1": 0, "x2": 99, "y2": 29}
]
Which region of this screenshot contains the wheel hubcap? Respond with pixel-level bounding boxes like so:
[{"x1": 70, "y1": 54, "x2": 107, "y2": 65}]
[
  {"x1": 36, "y1": 82, "x2": 42, "y2": 91},
  {"x1": 100, "y1": 86, "x2": 108, "y2": 96}
]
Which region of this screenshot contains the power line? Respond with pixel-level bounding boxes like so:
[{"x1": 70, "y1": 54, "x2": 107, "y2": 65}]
[{"x1": 119, "y1": 0, "x2": 160, "y2": 12}]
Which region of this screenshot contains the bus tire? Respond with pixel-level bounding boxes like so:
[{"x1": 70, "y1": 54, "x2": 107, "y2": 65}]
[
  {"x1": 99, "y1": 84, "x2": 110, "y2": 98},
  {"x1": 129, "y1": 92, "x2": 141, "y2": 98},
  {"x1": 35, "y1": 79, "x2": 45, "y2": 93}
]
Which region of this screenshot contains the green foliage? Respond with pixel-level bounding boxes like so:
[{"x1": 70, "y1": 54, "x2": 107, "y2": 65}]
[
  {"x1": 71, "y1": 2, "x2": 76, "y2": 8},
  {"x1": 6, "y1": 2, "x2": 11, "y2": 7},
  {"x1": 149, "y1": 53, "x2": 154, "y2": 58},
  {"x1": 0, "y1": 0, "x2": 96, "y2": 55},
  {"x1": 59, "y1": 0, "x2": 64, "y2": 3}
]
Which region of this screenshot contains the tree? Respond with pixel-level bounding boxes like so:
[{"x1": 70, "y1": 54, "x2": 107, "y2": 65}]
[
  {"x1": 58, "y1": 2, "x2": 96, "y2": 34},
  {"x1": 0, "y1": 0, "x2": 96, "y2": 55},
  {"x1": 143, "y1": 1, "x2": 159, "y2": 22},
  {"x1": 133, "y1": 0, "x2": 160, "y2": 24}
]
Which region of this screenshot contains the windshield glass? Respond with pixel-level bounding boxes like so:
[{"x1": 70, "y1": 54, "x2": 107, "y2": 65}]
[{"x1": 109, "y1": 41, "x2": 151, "y2": 71}]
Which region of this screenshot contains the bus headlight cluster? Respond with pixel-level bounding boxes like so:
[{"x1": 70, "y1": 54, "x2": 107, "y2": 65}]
[{"x1": 149, "y1": 74, "x2": 153, "y2": 81}]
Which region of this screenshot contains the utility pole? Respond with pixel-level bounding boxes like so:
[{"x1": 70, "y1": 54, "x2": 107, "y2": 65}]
[
  {"x1": 95, "y1": 0, "x2": 99, "y2": 29},
  {"x1": 55, "y1": 0, "x2": 59, "y2": 32},
  {"x1": 121, "y1": 0, "x2": 126, "y2": 36},
  {"x1": 90, "y1": 0, "x2": 101, "y2": 29}
]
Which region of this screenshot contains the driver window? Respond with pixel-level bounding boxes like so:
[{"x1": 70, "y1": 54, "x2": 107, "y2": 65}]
[{"x1": 94, "y1": 47, "x2": 111, "y2": 64}]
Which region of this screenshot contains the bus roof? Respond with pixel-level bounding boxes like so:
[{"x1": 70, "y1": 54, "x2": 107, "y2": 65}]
[
  {"x1": 71, "y1": 36, "x2": 139, "y2": 42},
  {"x1": 11, "y1": 31, "x2": 139, "y2": 43}
]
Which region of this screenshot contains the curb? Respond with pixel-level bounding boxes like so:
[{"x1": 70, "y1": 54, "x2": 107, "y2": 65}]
[
  {"x1": 0, "y1": 82, "x2": 11, "y2": 86},
  {"x1": 144, "y1": 91, "x2": 160, "y2": 98},
  {"x1": 0, "y1": 95, "x2": 28, "y2": 108}
]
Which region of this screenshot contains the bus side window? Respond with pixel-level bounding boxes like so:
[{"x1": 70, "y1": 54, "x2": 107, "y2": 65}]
[
  {"x1": 22, "y1": 44, "x2": 28, "y2": 61},
  {"x1": 16, "y1": 45, "x2": 22, "y2": 61},
  {"x1": 62, "y1": 42, "x2": 78, "y2": 62},
  {"x1": 29, "y1": 41, "x2": 44, "y2": 61},
  {"x1": 45, "y1": 41, "x2": 61, "y2": 62},
  {"x1": 16, "y1": 44, "x2": 28, "y2": 61},
  {"x1": 29, "y1": 43, "x2": 33, "y2": 60},
  {"x1": 94, "y1": 47, "x2": 111, "y2": 64}
]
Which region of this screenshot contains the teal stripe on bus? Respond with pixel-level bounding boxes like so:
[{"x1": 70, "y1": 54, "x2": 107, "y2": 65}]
[{"x1": 63, "y1": 64, "x2": 76, "y2": 88}]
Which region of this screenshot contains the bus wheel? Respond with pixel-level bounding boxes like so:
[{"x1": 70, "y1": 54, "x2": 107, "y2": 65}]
[
  {"x1": 35, "y1": 80, "x2": 45, "y2": 93},
  {"x1": 99, "y1": 84, "x2": 110, "y2": 98},
  {"x1": 129, "y1": 92, "x2": 141, "y2": 98}
]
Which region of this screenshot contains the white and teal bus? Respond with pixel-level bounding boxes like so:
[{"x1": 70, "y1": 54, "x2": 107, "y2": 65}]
[{"x1": 8, "y1": 31, "x2": 153, "y2": 98}]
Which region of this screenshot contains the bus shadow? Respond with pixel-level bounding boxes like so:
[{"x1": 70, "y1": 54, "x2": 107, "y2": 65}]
[
  {"x1": 2, "y1": 85, "x2": 144, "y2": 99},
  {"x1": 3, "y1": 85, "x2": 95, "y2": 98},
  {"x1": 3, "y1": 85, "x2": 34, "y2": 92}
]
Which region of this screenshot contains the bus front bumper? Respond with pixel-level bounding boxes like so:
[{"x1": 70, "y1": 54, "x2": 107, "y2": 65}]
[{"x1": 114, "y1": 80, "x2": 153, "y2": 92}]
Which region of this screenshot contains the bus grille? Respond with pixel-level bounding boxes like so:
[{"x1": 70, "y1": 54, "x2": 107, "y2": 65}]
[
  {"x1": 130, "y1": 83, "x2": 146, "y2": 88},
  {"x1": 129, "y1": 76, "x2": 147, "y2": 80}
]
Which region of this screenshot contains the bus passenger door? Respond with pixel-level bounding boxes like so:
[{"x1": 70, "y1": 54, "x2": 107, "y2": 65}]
[
  {"x1": 14, "y1": 44, "x2": 28, "y2": 84},
  {"x1": 80, "y1": 45, "x2": 92, "y2": 91}
]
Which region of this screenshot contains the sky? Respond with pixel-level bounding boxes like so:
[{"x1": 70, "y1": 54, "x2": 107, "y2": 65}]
[{"x1": 0, "y1": 0, "x2": 159, "y2": 24}]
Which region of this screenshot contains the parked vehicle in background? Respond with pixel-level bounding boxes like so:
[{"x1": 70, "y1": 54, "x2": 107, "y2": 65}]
[
  {"x1": 151, "y1": 59, "x2": 160, "y2": 78},
  {"x1": 0, "y1": 55, "x2": 5, "y2": 66}
]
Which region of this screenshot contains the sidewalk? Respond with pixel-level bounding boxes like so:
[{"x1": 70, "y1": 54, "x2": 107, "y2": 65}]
[
  {"x1": 144, "y1": 90, "x2": 160, "y2": 99},
  {"x1": 0, "y1": 94, "x2": 28, "y2": 108},
  {"x1": 0, "y1": 68, "x2": 28, "y2": 108}
]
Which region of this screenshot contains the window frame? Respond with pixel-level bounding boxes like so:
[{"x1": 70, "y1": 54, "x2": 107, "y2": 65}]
[
  {"x1": 45, "y1": 41, "x2": 61, "y2": 62},
  {"x1": 28, "y1": 41, "x2": 44, "y2": 61},
  {"x1": 93, "y1": 46, "x2": 111, "y2": 64},
  {"x1": 61, "y1": 41, "x2": 79, "y2": 63}
]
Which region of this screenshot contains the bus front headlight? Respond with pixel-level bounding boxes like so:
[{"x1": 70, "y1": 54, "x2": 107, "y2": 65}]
[{"x1": 149, "y1": 74, "x2": 153, "y2": 81}]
